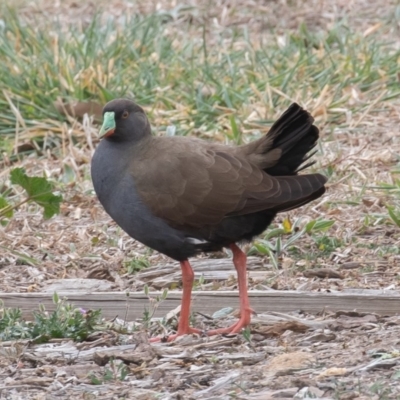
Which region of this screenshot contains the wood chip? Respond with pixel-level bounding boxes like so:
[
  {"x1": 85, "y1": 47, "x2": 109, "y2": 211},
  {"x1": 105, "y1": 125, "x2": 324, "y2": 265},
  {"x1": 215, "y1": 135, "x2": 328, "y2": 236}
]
[
  {"x1": 339, "y1": 262, "x2": 362, "y2": 270},
  {"x1": 303, "y1": 268, "x2": 344, "y2": 279},
  {"x1": 93, "y1": 346, "x2": 156, "y2": 365},
  {"x1": 333, "y1": 314, "x2": 378, "y2": 329},
  {"x1": 252, "y1": 321, "x2": 309, "y2": 337},
  {"x1": 263, "y1": 352, "x2": 316, "y2": 377},
  {"x1": 318, "y1": 367, "x2": 348, "y2": 378}
]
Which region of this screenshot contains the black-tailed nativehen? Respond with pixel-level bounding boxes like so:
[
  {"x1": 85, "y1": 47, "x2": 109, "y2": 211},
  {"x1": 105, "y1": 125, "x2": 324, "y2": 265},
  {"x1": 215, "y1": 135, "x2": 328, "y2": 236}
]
[{"x1": 91, "y1": 99, "x2": 327, "y2": 342}]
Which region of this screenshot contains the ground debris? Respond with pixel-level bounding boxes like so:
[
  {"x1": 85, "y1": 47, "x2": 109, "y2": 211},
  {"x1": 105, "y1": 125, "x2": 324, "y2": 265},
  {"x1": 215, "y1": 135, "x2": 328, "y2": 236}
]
[
  {"x1": 303, "y1": 268, "x2": 344, "y2": 279},
  {"x1": 331, "y1": 314, "x2": 379, "y2": 330},
  {"x1": 252, "y1": 321, "x2": 309, "y2": 337},
  {"x1": 93, "y1": 345, "x2": 156, "y2": 366},
  {"x1": 1, "y1": 0, "x2": 400, "y2": 399}
]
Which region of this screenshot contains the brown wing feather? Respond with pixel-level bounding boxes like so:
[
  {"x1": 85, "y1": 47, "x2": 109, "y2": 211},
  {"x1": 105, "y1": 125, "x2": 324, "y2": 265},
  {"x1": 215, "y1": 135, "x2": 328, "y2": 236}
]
[
  {"x1": 130, "y1": 136, "x2": 325, "y2": 230},
  {"x1": 130, "y1": 137, "x2": 243, "y2": 227}
]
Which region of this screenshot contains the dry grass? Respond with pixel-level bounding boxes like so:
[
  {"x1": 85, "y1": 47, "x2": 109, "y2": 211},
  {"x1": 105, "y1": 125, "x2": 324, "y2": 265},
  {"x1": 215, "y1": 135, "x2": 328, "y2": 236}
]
[{"x1": 0, "y1": 0, "x2": 400, "y2": 398}]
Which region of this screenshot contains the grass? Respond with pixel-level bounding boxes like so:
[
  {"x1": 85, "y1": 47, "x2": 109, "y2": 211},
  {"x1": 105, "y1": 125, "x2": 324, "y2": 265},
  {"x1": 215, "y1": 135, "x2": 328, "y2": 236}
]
[
  {"x1": 0, "y1": 7, "x2": 399, "y2": 151},
  {"x1": 0, "y1": 0, "x2": 398, "y2": 291},
  {"x1": 0, "y1": 1, "x2": 398, "y2": 287},
  {"x1": 1, "y1": 9, "x2": 399, "y2": 253}
]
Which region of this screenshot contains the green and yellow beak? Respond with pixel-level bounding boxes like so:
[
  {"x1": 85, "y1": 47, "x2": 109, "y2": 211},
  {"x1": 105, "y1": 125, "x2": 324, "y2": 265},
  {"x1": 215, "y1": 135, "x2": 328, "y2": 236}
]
[{"x1": 99, "y1": 111, "x2": 116, "y2": 138}]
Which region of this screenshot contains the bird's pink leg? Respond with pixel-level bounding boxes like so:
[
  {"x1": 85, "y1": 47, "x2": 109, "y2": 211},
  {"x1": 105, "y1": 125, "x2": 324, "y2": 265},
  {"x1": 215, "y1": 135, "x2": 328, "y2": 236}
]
[
  {"x1": 150, "y1": 247, "x2": 253, "y2": 343},
  {"x1": 207, "y1": 243, "x2": 253, "y2": 335},
  {"x1": 150, "y1": 260, "x2": 201, "y2": 342}
]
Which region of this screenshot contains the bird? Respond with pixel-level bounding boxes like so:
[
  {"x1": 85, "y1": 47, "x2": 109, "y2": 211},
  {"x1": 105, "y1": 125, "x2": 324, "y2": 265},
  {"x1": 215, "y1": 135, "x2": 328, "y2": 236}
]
[{"x1": 91, "y1": 98, "x2": 327, "y2": 342}]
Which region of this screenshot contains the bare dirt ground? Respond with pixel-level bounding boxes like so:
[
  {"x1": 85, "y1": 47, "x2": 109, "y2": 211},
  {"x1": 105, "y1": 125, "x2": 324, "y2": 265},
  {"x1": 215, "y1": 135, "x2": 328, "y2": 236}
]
[{"x1": 1, "y1": 0, "x2": 400, "y2": 399}]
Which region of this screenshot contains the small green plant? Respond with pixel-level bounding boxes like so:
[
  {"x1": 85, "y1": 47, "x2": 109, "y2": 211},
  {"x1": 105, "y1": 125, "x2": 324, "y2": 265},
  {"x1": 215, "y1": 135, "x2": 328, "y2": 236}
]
[
  {"x1": 89, "y1": 358, "x2": 129, "y2": 385},
  {"x1": 371, "y1": 179, "x2": 400, "y2": 229},
  {"x1": 0, "y1": 306, "x2": 27, "y2": 339},
  {"x1": 209, "y1": 355, "x2": 219, "y2": 364},
  {"x1": 0, "y1": 168, "x2": 62, "y2": 225},
  {"x1": 193, "y1": 274, "x2": 205, "y2": 289},
  {"x1": 387, "y1": 205, "x2": 400, "y2": 228},
  {"x1": 242, "y1": 326, "x2": 252, "y2": 343},
  {"x1": 368, "y1": 380, "x2": 391, "y2": 399},
  {"x1": 251, "y1": 218, "x2": 335, "y2": 268},
  {"x1": 141, "y1": 285, "x2": 169, "y2": 328},
  {"x1": 0, "y1": 293, "x2": 102, "y2": 342},
  {"x1": 313, "y1": 236, "x2": 343, "y2": 254},
  {"x1": 125, "y1": 256, "x2": 150, "y2": 274}
]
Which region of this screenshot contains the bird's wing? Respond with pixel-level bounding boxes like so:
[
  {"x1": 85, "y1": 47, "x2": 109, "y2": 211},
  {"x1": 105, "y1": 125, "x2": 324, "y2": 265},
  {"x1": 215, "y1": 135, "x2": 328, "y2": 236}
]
[{"x1": 130, "y1": 137, "x2": 325, "y2": 229}]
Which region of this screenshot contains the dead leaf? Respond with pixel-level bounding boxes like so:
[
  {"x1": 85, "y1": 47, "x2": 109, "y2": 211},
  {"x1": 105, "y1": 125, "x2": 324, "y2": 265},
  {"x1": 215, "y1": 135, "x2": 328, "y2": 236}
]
[
  {"x1": 94, "y1": 344, "x2": 156, "y2": 366},
  {"x1": 301, "y1": 332, "x2": 336, "y2": 343},
  {"x1": 253, "y1": 321, "x2": 309, "y2": 337},
  {"x1": 303, "y1": 268, "x2": 344, "y2": 279},
  {"x1": 9, "y1": 377, "x2": 54, "y2": 386},
  {"x1": 263, "y1": 351, "x2": 315, "y2": 377},
  {"x1": 16, "y1": 143, "x2": 36, "y2": 154},
  {"x1": 318, "y1": 367, "x2": 348, "y2": 378},
  {"x1": 54, "y1": 98, "x2": 103, "y2": 122},
  {"x1": 362, "y1": 198, "x2": 375, "y2": 208},
  {"x1": 333, "y1": 314, "x2": 378, "y2": 330},
  {"x1": 340, "y1": 262, "x2": 362, "y2": 270},
  {"x1": 86, "y1": 266, "x2": 115, "y2": 282},
  {"x1": 335, "y1": 310, "x2": 379, "y2": 318}
]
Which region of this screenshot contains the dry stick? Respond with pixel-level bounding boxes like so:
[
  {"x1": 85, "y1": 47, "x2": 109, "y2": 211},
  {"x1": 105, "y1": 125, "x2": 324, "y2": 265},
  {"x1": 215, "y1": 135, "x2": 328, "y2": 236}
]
[{"x1": 350, "y1": 90, "x2": 387, "y2": 129}]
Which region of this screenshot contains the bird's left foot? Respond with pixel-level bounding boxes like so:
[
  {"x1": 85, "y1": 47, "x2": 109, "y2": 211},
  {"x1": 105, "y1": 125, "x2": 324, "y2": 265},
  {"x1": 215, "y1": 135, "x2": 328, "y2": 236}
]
[{"x1": 206, "y1": 307, "x2": 254, "y2": 336}]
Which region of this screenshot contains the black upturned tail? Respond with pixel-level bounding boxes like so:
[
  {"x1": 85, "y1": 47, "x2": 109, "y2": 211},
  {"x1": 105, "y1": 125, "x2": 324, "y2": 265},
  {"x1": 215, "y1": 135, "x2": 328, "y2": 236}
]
[{"x1": 264, "y1": 103, "x2": 319, "y2": 176}]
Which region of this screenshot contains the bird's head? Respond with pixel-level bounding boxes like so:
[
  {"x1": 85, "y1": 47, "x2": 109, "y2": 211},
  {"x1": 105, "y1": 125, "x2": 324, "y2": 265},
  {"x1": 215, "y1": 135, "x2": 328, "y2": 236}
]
[{"x1": 99, "y1": 99, "x2": 150, "y2": 142}]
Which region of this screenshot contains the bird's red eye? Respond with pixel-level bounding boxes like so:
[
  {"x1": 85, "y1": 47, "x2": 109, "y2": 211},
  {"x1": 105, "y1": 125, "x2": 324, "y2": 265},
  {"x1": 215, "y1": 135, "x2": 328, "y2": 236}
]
[{"x1": 122, "y1": 111, "x2": 129, "y2": 119}]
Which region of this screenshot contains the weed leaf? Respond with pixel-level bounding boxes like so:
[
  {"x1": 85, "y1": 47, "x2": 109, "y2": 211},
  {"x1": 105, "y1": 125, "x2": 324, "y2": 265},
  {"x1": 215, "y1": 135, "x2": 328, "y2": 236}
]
[{"x1": 10, "y1": 168, "x2": 62, "y2": 219}]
